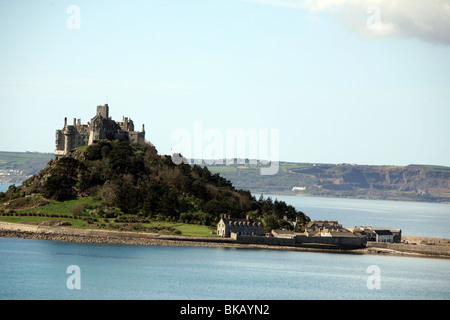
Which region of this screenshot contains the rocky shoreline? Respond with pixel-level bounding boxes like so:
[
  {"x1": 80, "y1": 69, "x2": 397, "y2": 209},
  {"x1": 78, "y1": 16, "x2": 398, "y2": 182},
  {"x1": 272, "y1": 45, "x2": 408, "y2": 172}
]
[
  {"x1": 1, "y1": 221, "x2": 450, "y2": 259},
  {"x1": 0, "y1": 221, "x2": 238, "y2": 248}
]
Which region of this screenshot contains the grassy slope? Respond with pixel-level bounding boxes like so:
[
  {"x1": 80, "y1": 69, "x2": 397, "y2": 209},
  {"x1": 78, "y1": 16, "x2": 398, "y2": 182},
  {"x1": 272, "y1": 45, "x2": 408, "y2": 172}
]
[
  {"x1": 0, "y1": 215, "x2": 214, "y2": 236},
  {"x1": 0, "y1": 196, "x2": 215, "y2": 237}
]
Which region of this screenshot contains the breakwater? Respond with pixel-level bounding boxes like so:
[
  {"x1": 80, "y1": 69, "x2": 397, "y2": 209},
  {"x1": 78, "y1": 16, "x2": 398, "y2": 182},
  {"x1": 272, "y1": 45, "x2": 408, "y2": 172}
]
[
  {"x1": 234, "y1": 233, "x2": 366, "y2": 250},
  {"x1": 367, "y1": 241, "x2": 450, "y2": 258}
]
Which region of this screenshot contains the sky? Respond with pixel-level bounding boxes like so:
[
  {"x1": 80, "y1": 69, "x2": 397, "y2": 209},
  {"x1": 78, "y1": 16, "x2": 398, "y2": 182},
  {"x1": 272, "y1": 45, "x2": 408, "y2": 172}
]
[{"x1": 0, "y1": 0, "x2": 449, "y2": 167}]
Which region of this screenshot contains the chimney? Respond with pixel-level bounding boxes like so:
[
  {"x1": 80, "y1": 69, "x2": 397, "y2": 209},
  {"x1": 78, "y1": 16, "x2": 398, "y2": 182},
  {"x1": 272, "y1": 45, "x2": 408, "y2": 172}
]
[{"x1": 64, "y1": 117, "x2": 67, "y2": 128}]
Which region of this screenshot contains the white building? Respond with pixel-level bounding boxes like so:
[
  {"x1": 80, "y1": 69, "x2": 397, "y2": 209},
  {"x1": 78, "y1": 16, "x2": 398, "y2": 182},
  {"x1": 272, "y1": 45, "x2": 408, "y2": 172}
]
[{"x1": 374, "y1": 229, "x2": 394, "y2": 243}]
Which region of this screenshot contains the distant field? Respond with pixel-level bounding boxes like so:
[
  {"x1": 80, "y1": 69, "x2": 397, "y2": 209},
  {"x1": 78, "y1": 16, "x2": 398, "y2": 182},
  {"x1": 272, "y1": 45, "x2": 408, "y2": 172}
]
[
  {"x1": 206, "y1": 161, "x2": 450, "y2": 202},
  {"x1": 0, "y1": 151, "x2": 53, "y2": 164},
  {"x1": 420, "y1": 165, "x2": 450, "y2": 171},
  {"x1": 0, "y1": 151, "x2": 53, "y2": 175},
  {"x1": 207, "y1": 166, "x2": 237, "y2": 173}
]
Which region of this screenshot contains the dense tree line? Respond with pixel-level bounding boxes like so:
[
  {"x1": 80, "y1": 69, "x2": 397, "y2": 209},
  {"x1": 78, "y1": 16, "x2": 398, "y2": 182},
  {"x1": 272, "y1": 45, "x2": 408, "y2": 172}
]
[{"x1": 1, "y1": 140, "x2": 310, "y2": 228}]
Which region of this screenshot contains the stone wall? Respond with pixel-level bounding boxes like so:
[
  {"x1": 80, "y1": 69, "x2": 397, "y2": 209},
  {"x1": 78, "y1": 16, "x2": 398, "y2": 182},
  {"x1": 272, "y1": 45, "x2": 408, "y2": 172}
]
[
  {"x1": 236, "y1": 234, "x2": 366, "y2": 249},
  {"x1": 295, "y1": 235, "x2": 366, "y2": 247},
  {"x1": 367, "y1": 241, "x2": 450, "y2": 257},
  {"x1": 237, "y1": 235, "x2": 295, "y2": 246}
]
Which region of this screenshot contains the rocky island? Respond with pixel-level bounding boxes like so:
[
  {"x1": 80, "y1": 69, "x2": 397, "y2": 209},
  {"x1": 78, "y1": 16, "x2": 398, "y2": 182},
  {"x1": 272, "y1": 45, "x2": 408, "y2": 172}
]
[
  {"x1": 1, "y1": 104, "x2": 449, "y2": 260},
  {"x1": 0, "y1": 104, "x2": 309, "y2": 244}
]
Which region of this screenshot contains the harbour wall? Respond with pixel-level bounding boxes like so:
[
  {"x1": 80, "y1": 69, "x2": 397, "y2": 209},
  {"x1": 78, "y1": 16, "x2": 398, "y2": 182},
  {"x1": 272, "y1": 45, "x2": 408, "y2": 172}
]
[
  {"x1": 367, "y1": 241, "x2": 450, "y2": 257},
  {"x1": 235, "y1": 234, "x2": 366, "y2": 249}
]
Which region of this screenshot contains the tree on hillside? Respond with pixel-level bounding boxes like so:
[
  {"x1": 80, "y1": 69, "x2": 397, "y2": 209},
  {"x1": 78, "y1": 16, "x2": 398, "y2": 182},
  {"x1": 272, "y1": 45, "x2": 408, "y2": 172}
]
[
  {"x1": 42, "y1": 157, "x2": 81, "y2": 201},
  {"x1": 115, "y1": 175, "x2": 141, "y2": 215}
]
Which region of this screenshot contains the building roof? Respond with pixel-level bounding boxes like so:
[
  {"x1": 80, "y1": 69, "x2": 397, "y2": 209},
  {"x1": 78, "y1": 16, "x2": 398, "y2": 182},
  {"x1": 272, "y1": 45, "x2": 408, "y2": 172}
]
[
  {"x1": 355, "y1": 226, "x2": 402, "y2": 234},
  {"x1": 373, "y1": 227, "x2": 401, "y2": 233},
  {"x1": 272, "y1": 229, "x2": 295, "y2": 236},
  {"x1": 374, "y1": 229, "x2": 393, "y2": 236},
  {"x1": 221, "y1": 217, "x2": 263, "y2": 227},
  {"x1": 329, "y1": 232, "x2": 358, "y2": 238}
]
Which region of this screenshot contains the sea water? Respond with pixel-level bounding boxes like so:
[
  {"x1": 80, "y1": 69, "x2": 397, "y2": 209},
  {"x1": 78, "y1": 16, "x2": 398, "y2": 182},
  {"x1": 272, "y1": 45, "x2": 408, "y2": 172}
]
[
  {"x1": 0, "y1": 237, "x2": 449, "y2": 300},
  {"x1": 0, "y1": 184, "x2": 10, "y2": 193},
  {"x1": 262, "y1": 194, "x2": 450, "y2": 239},
  {"x1": 1, "y1": 194, "x2": 450, "y2": 300}
]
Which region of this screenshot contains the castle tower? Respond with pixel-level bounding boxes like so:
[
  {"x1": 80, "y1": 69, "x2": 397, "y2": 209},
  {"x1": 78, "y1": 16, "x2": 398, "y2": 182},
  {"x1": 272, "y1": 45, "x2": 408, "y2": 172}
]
[
  {"x1": 63, "y1": 125, "x2": 75, "y2": 155},
  {"x1": 96, "y1": 104, "x2": 109, "y2": 118},
  {"x1": 55, "y1": 103, "x2": 146, "y2": 159}
]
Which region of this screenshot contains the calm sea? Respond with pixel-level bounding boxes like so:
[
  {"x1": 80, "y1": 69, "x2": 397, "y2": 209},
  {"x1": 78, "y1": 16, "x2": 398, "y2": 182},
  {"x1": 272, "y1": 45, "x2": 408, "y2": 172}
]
[
  {"x1": 263, "y1": 194, "x2": 450, "y2": 239},
  {"x1": 0, "y1": 237, "x2": 449, "y2": 300},
  {"x1": 1, "y1": 193, "x2": 450, "y2": 300}
]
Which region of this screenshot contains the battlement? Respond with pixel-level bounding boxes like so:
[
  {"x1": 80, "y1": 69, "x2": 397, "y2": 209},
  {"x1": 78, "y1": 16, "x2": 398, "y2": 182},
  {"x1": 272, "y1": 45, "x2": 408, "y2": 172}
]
[{"x1": 55, "y1": 104, "x2": 145, "y2": 158}]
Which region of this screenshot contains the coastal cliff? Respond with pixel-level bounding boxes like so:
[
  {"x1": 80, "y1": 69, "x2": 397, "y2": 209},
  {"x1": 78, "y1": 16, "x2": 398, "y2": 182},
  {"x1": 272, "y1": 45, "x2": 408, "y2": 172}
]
[{"x1": 210, "y1": 162, "x2": 450, "y2": 202}]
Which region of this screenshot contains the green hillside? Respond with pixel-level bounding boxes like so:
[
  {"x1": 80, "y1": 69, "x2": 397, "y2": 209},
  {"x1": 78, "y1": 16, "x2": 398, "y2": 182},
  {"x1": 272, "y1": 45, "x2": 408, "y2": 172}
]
[{"x1": 0, "y1": 141, "x2": 309, "y2": 235}]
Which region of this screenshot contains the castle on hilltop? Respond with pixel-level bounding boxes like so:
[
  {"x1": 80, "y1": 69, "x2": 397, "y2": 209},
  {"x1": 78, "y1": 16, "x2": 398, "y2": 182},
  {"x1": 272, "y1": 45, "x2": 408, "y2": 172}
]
[{"x1": 55, "y1": 104, "x2": 145, "y2": 158}]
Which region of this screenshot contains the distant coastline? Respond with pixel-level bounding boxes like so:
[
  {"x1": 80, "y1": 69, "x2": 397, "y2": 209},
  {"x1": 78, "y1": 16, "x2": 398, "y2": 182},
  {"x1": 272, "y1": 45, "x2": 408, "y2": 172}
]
[
  {"x1": 1, "y1": 221, "x2": 450, "y2": 259},
  {"x1": 2, "y1": 150, "x2": 450, "y2": 204},
  {"x1": 257, "y1": 190, "x2": 450, "y2": 204},
  {"x1": 208, "y1": 162, "x2": 450, "y2": 203}
]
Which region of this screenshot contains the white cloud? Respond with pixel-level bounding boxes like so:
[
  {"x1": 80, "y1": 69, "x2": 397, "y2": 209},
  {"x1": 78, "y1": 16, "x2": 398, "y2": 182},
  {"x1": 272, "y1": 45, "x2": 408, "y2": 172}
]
[{"x1": 244, "y1": 0, "x2": 450, "y2": 45}]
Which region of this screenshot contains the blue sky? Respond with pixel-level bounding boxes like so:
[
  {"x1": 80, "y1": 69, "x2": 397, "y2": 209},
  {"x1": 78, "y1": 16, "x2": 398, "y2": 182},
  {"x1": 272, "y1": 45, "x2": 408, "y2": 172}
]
[{"x1": 1, "y1": 0, "x2": 449, "y2": 166}]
